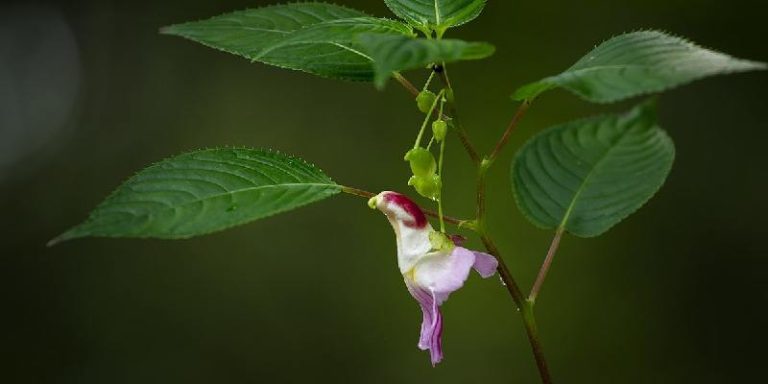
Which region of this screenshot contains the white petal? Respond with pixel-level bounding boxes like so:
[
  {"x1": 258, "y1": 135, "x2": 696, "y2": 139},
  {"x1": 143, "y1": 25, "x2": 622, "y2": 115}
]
[{"x1": 373, "y1": 191, "x2": 433, "y2": 273}]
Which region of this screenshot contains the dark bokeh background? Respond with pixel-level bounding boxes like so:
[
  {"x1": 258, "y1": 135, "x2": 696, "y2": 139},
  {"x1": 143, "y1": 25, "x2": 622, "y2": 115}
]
[{"x1": 2, "y1": 0, "x2": 766, "y2": 382}]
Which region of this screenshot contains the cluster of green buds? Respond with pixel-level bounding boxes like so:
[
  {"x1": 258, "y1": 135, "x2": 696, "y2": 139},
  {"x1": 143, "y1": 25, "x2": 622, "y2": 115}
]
[
  {"x1": 405, "y1": 147, "x2": 441, "y2": 200},
  {"x1": 405, "y1": 82, "x2": 451, "y2": 204},
  {"x1": 402, "y1": 68, "x2": 455, "y2": 231}
]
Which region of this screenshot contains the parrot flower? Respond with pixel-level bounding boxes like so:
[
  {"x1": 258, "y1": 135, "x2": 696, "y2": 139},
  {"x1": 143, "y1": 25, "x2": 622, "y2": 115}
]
[{"x1": 369, "y1": 191, "x2": 498, "y2": 365}]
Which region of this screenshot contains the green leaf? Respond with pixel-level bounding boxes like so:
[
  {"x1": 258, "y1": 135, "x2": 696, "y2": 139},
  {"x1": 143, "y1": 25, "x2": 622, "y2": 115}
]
[
  {"x1": 513, "y1": 30, "x2": 767, "y2": 103},
  {"x1": 162, "y1": 3, "x2": 414, "y2": 81},
  {"x1": 358, "y1": 34, "x2": 495, "y2": 88},
  {"x1": 161, "y1": 3, "x2": 367, "y2": 57},
  {"x1": 50, "y1": 148, "x2": 341, "y2": 244},
  {"x1": 511, "y1": 101, "x2": 675, "y2": 237},
  {"x1": 254, "y1": 18, "x2": 413, "y2": 81},
  {"x1": 384, "y1": 0, "x2": 486, "y2": 33}
]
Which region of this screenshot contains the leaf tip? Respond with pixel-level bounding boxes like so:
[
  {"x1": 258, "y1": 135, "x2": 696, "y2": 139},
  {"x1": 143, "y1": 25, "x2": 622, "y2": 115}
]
[
  {"x1": 746, "y1": 60, "x2": 768, "y2": 71},
  {"x1": 46, "y1": 231, "x2": 72, "y2": 247},
  {"x1": 158, "y1": 24, "x2": 177, "y2": 35},
  {"x1": 373, "y1": 74, "x2": 389, "y2": 90}
]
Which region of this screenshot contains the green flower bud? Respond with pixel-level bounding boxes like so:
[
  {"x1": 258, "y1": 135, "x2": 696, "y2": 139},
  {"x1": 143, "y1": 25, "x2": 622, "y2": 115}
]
[
  {"x1": 416, "y1": 90, "x2": 437, "y2": 114},
  {"x1": 404, "y1": 147, "x2": 437, "y2": 177},
  {"x1": 408, "y1": 174, "x2": 442, "y2": 200},
  {"x1": 432, "y1": 120, "x2": 448, "y2": 142}
]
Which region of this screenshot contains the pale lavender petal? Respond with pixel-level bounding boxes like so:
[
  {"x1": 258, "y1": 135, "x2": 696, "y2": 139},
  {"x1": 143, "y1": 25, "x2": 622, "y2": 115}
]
[
  {"x1": 427, "y1": 289, "x2": 443, "y2": 365},
  {"x1": 471, "y1": 250, "x2": 498, "y2": 278},
  {"x1": 412, "y1": 247, "x2": 476, "y2": 304},
  {"x1": 405, "y1": 279, "x2": 444, "y2": 365},
  {"x1": 404, "y1": 247, "x2": 496, "y2": 366}
]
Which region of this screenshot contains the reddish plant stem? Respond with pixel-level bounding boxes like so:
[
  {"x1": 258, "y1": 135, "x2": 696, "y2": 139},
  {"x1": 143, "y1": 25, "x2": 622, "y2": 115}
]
[
  {"x1": 489, "y1": 100, "x2": 532, "y2": 162},
  {"x1": 433, "y1": 65, "x2": 480, "y2": 164},
  {"x1": 521, "y1": 300, "x2": 553, "y2": 384},
  {"x1": 450, "y1": 111, "x2": 481, "y2": 164},
  {"x1": 479, "y1": 234, "x2": 525, "y2": 307},
  {"x1": 477, "y1": 177, "x2": 553, "y2": 384},
  {"x1": 394, "y1": 73, "x2": 419, "y2": 97},
  {"x1": 529, "y1": 228, "x2": 565, "y2": 303}
]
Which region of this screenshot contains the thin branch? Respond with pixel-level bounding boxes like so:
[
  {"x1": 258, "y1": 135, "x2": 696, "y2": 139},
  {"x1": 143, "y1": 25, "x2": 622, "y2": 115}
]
[
  {"x1": 427, "y1": 208, "x2": 464, "y2": 226},
  {"x1": 448, "y1": 107, "x2": 481, "y2": 164},
  {"x1": 340, "y1": 186, "x2": 466, "y2": 227},
  {"x1": 529, "y1": 228, "x2": 565, "y2": 303},
  {"x1": 489, "y1": 100, "x2": 532, "y2": 162},
  {"x1": 480, "y1": 234, "x2": 553, "y2": 384},
  {"x1": 393, "y1": 72, "x2": 419, "y2": 97},
  {"x1": 434, "y1": 65, "x2": 480, "y2": 164},
  {"x1": 479, "y1": 234, "x2": 525, "y2": 308},
  {"x1": 341, "y1": 186, "x2": 375, "y2": 199},
  {"x1": 521, "y1": 301, "x2": 553, "y2": 384}
]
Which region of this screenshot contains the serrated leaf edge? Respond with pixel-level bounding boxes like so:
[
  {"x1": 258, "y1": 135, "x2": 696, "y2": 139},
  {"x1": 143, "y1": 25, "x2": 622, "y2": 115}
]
[
  {"x1": 511, "y1": 102, "x2": 676, "y2": 237},
  {"x1": 49, "y1": 147, "x2": 340, "y2": 246},
  {"x1": 513, "y1": 29, "x2": 767, "y2": 103}
]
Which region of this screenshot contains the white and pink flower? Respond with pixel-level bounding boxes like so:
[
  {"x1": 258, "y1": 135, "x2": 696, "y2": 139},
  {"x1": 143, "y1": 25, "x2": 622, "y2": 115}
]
[{"x1": 369, "y1": 191, "x2": 498, "y2": 365}]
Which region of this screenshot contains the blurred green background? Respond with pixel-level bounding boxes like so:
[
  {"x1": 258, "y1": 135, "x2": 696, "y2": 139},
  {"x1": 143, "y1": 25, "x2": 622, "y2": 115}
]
[{"x1": 1, "y1": 0, "x2": 766, "y2": 382}]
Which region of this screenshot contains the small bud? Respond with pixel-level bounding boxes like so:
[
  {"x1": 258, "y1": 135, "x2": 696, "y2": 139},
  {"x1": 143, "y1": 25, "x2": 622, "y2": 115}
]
[
  {"x1": 432, "y1": 120, "x2": 448, "y2": 142},
  {"x1": 408, "y1": 174, "x2": 442, "y2": 200},
  {"x1": 404, "y1": 147, "x2": 437, "y2": 177},
  {"x1": 416, "y1": 90, "x2": 437, "y2": 114}
]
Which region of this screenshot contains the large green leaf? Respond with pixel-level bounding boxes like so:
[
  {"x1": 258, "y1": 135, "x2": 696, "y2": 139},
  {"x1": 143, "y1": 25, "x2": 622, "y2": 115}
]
[
  {"x1": 50, "y1": 149, "x2": 341, "y2": 244},
  {"x1": 162, "y1": 3, "x2": 414, "y2": 81},
  {"x1": 358, "y1": 34, "x2": 495, "y2": 88},
  {"x1": 513, "y1": 30, "x2": 766, "y2": 103},
  {"x1": 511, "y1": 102, "x2": 675, "y2": 237},
  {"x1": 384, "y1": 0, "x2": 486, "y2": 34}
]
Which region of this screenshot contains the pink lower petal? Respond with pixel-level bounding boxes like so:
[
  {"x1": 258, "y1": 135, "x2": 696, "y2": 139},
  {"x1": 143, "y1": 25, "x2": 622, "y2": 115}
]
[
  {"x1": 471, "y1": 251, "x2": 499, "y2": 278},
  {"x1": 405, "y1": 279, "x2": 444, "y2": 365}
]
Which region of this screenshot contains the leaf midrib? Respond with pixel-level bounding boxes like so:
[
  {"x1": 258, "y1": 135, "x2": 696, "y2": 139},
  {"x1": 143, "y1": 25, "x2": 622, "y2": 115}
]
[
  {"x1": 557, "y1": 125, "x2": 635, "y2": 231},
  {"x1": 253, "y1": 19, "x2": 406, "y2": 61},
  {"x1": 555, "y1": 64, "x2": 650, "y2": 78},
  {"x1": 105, "y1": 182, "x2": 339, "y2": 218}
]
